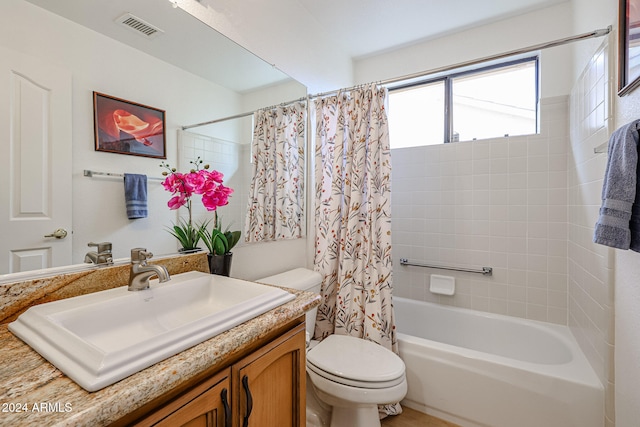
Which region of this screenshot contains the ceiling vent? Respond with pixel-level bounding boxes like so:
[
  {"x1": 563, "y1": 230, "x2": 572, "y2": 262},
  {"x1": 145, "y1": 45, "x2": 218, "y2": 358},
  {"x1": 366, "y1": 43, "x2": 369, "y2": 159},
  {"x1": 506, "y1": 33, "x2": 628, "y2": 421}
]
[{"x1": 115, "y1": 13, "x2": 164, "y2": 39}]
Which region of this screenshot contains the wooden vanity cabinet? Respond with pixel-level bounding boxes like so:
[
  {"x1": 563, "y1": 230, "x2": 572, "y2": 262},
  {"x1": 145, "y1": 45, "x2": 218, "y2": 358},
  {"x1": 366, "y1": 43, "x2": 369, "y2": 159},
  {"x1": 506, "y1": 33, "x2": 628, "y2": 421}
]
[
  {"x1": 232, "y1": 321, "x2": 306, "y2": 427},
  {"x1": 135, "y1": 369, "x2": 231, "y2": 427},
  {"x1": 131, "y1": 322, "x2": 306, "y2": 427}
]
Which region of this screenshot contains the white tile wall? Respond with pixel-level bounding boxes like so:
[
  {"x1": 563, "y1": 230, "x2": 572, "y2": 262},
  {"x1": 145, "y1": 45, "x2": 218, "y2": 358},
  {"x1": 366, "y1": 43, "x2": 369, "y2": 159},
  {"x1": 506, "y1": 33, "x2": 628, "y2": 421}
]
[
  {"x1": 389, "y1": 37, "x2": 613, "y2": 427},
  {"x1": 391, "y1": 41, "x2": 612, "y2": 410},
  {"x1": 391, "y1": 96, "x2": 569, "y2": 324},
  {"x1": 568, "y1": 40, "x2": 613, "y2": 425},
  {"x1": 178, "y1": 131, "x2": 249, "y2": 243}
]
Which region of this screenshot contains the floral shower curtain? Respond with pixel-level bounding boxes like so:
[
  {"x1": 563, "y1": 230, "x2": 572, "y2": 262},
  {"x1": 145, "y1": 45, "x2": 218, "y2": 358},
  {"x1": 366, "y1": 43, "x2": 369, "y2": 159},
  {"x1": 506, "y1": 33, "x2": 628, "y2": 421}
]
[
  {"x1": 313, "y1": 85, "x2": 400, "y2": 415},
  {"x1": 245, "y1": 102, "x2": 306, "y2": 242}
]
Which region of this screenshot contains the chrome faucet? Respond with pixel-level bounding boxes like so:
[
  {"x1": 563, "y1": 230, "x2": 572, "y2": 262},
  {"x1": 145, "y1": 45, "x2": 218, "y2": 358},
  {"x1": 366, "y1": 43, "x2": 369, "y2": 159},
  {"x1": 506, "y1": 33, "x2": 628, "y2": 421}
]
[
  {"x1": 84, "y1": 242, "x2": 113, "y2": 265},
  {"x1": 128, "y1": 248, "x2": 170, "y2": 291}
]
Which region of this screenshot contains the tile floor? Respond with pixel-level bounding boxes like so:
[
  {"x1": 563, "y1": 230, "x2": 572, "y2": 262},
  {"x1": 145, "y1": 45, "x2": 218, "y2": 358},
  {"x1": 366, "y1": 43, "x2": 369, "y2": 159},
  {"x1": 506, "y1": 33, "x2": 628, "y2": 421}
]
[{"x1": 381, "y1": 407, "x2": 460, "y2": 427}]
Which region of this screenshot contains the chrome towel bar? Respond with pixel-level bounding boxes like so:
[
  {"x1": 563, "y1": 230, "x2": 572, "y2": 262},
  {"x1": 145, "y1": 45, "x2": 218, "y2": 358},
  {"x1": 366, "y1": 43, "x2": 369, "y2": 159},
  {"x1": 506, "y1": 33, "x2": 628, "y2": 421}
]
[
  {"x1": 593, "y1": 142, "x2": 608, "y2": 154},
  {"x1": 83, "y1": 169, "x2": 165, "y2": 182},
  {"x1": 399, "y1": 258, "x2": 493, "y2": 276}
]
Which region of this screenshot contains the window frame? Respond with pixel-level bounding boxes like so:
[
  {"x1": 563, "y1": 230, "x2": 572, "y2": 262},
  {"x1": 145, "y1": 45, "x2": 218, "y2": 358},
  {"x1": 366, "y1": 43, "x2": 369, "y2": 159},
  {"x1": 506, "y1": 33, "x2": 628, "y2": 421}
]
[{"x1": 388, "y1": 55, "x2": 539, "y2": 144}]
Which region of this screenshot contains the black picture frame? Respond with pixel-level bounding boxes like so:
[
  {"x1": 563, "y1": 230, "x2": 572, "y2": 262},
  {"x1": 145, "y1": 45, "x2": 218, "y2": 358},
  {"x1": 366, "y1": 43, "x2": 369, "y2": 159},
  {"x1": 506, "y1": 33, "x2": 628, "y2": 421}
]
[
  {"x1": 93, "y1": 92, "x2": 166, "y2": 159},
  {"x1": 619, "y1": 0, "x2": 640, "y2": 95}
]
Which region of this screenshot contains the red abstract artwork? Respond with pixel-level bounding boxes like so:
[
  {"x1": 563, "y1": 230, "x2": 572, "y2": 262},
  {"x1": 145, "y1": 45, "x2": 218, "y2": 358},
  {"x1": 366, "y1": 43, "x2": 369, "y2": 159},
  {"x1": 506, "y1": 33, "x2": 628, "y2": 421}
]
[{"x1": 93, "y1": 92, "x2": 166, "y2": 158}]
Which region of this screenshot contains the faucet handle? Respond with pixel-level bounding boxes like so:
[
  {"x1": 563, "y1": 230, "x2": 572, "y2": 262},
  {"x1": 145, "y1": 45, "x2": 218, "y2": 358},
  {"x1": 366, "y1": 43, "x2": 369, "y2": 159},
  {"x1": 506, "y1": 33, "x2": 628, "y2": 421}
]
[
  {"x1": 88, "y1": 241, "x2": 112, "y2": 253},
  {"x1": 131, "y1": 248, "x2": 153, "y2": 263}
]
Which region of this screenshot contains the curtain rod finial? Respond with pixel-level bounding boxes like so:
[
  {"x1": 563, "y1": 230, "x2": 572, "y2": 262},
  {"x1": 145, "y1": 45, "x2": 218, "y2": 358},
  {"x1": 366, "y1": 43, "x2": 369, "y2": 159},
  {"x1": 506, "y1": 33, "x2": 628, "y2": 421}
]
[{"x1": 595, "y1": 26, "x2": 612, "y2": 37}]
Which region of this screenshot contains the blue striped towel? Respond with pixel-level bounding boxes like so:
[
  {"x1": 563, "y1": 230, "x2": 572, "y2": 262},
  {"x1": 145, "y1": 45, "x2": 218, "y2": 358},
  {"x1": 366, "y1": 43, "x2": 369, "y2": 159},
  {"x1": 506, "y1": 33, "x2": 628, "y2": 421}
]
[
  {"x1": 593, "y1": 120, "x2": 640, "y2": 251},
  {"x1": 124, "y1": 173, "x2": 148, "y2": 219}
]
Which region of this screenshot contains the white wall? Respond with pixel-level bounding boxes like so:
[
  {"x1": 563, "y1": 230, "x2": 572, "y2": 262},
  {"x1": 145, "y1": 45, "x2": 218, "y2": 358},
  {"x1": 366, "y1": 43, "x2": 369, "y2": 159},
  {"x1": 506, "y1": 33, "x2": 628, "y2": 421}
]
[
  {"x1": 0, "y1": 0, "x2": 243, "y2": 262},
  {"x1": 568, "y1": 38, "x2": 614, "y2": 426},
  {"x1": 566, "y1": 0, "x2": 640, "y2": 425},
  {"x1": 613, "y1": 249, "x2": 640, "y2": 427},
  {"x1": 2, "y1": 0, "x2": 309, "y2": 281},
  {"x1": 354, "y1": 2, "x2": 575, "y2": 97},
  {"x1": 570, "y1": 0, "x2": 618, "y2": 80},
  {"x1": 178, "y1": 0, "x2": 353, "y2": 93},
  {"x1": 614, "y1": 50, "x2": 640, "y2": 427}
]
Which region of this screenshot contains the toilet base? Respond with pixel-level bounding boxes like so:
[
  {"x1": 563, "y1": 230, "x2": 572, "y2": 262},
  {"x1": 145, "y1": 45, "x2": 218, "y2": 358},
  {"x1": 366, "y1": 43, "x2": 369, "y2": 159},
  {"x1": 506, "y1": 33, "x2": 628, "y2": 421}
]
[
  {"x1": 306, "y1": 364, "x2": 407, "y2": 427},
  {"x1": 330, "y1": 404, "x2": 380, "y2": 427},
  {"x1": 306, "y1": 373, "x2": 331, "y2": 427}
]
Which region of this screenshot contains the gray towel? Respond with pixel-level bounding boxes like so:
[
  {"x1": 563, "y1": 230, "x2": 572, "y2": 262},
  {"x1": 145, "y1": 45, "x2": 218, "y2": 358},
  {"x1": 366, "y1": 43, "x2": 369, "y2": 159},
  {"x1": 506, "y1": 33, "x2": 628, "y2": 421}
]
[
  {"x1": 593, "y1": 120, "x2": 640, "y2": 251},
  {"x1": 124, "y1": 173, "x2": 148, "y2": 219}
]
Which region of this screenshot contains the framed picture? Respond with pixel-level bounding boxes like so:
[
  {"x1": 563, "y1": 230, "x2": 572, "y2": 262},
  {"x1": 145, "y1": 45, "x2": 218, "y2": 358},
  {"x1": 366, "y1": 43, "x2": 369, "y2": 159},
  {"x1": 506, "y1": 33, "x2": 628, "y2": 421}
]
[
  {"x1": 93, "y1": 92, "x2": 166, "y2": 158},
  {"x1": 619, "y1": 0, "x2": 640, "y2": 95}
]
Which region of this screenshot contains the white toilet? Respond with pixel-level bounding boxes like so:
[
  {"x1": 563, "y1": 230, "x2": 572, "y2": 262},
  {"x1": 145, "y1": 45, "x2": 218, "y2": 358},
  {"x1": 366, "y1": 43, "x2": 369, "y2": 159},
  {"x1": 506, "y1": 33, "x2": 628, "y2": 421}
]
[{"x1": 259, "y1": 268, "x2": 407, "y2": 427}]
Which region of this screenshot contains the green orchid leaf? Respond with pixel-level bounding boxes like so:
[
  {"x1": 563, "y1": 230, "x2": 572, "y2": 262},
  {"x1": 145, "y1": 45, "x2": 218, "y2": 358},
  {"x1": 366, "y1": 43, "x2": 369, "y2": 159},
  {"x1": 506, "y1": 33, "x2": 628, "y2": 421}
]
[
  {"x1": 224, "y1": 231, "x2": 242, "y2": 251},
  {"x1": 166, "y1": 218, "x2": 203, "y2": 250},
  {"x1": 212, "y1": 229, "x2": 229, "y2": 255}
]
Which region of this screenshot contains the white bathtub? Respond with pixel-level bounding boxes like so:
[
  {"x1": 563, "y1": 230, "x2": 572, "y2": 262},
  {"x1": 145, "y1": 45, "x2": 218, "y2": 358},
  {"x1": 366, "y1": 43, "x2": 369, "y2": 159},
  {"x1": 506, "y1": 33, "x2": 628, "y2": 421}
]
[{"x1": 393, "y1": 297, "x2": 604, "y2": 427}]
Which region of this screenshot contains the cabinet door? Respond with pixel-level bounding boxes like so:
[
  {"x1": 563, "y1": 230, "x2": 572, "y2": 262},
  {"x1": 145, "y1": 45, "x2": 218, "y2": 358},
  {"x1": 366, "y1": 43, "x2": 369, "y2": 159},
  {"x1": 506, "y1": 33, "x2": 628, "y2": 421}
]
[
  {"x1": 134, "y1": 369, "x2": 232, "y2": 427},
  {"x1": 233, "y1": 324, "x2": 306, "y2": 427}
]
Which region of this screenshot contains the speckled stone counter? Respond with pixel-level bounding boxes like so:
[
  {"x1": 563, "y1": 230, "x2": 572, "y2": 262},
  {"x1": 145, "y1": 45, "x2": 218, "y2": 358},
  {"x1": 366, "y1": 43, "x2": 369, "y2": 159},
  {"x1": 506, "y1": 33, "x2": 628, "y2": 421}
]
[
  {"x1": 0, "y1": 254, "x2": 320, "y2": 426},
  {"x1": 0, "y1": 252, "x2": 210, "y2": 324}
]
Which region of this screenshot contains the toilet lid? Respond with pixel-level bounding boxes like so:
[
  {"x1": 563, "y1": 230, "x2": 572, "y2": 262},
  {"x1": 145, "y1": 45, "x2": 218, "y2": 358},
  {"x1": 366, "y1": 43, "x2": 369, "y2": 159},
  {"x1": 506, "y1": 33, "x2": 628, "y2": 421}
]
[
  {"x1": 306, "y1": 335, "x2": 405, "y2": 384},
  {"x1": 307, "y1": 361, "x2": 405, "y2": 389}
]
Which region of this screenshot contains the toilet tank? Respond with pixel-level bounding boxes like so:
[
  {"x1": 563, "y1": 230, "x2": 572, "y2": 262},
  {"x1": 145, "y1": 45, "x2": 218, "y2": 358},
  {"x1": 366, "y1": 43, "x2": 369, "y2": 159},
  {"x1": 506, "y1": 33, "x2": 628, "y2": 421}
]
[{"x1": 258, "y1": 268, "x2": 322, "y2": 338}]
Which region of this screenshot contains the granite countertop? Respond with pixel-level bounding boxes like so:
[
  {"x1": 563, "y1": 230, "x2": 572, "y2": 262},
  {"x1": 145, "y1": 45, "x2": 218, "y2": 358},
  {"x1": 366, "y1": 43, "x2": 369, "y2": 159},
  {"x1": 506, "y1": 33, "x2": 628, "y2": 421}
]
[
  {"x1": 0, "y1": 260, "x2": 320, "y2": 426},
  {"x1": 0, "y1": 289, "x2": 319, "y2": 426}
]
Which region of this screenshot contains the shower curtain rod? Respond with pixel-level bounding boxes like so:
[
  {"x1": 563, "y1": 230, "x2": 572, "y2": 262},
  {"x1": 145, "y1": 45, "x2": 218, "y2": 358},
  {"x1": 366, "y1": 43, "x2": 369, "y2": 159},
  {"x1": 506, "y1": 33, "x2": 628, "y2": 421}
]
[
  {"x1": 181, "y1": 96, "x2": 307, "y2": 130},
  {"x1": 310, "y1": 25, "x2": 612, "y2": 98},
  {"x1": 182, "y1": 26, "x2": 611, "y2": 131}
]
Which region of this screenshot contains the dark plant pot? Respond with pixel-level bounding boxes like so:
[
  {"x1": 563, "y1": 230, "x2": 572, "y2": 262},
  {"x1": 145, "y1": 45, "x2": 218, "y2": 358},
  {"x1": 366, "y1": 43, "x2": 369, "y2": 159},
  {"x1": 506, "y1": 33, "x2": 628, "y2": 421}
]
[{"x1": 208, "y1": 252, "x2": 233, "y2": 276}]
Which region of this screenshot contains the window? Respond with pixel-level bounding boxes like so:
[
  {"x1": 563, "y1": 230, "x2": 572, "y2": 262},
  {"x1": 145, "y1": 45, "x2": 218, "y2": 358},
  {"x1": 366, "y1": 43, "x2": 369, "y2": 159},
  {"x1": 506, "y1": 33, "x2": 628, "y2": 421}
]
[
  {"x1": 388, "y1": 80, "x2": 445, "y2": 148},
  {"x1": 388, "y1": 57, "x2": 538, "y2": 149}
]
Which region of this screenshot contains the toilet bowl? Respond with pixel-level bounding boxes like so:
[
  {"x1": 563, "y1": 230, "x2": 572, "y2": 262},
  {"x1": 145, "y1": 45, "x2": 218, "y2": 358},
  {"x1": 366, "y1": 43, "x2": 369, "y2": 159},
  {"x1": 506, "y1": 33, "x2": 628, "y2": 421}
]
[
  {"x1": 258, "y1": 269, "x2": 407, "y2": 427},
  {"x1": 306, "y1": 334, "x2": 407, "y2": 427}
]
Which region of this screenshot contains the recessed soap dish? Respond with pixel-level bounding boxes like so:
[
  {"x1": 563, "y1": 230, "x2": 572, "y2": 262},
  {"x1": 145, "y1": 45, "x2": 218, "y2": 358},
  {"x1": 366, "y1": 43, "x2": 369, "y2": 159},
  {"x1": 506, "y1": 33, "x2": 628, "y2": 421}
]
[{"x1": 430, "y1": 274, "x2": 455, "y2": 295}]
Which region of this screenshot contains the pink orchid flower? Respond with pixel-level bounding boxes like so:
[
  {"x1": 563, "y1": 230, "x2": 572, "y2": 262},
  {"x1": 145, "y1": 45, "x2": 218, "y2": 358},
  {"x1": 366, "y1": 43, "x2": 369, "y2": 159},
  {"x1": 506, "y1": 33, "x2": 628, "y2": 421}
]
[
  {"x1": 161, "y1": 160, "x2": 233, "y2": 213},
  {"x1": 167, "y1": 193, "x2": 188, "y2": 210}
]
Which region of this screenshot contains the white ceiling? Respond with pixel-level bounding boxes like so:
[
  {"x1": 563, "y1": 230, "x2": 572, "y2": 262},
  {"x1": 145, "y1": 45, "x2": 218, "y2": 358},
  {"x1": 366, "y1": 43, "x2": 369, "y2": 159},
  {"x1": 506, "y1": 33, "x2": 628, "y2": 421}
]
[
  {"x1": 23, "y1": 0, "x2": 293, "y2": 93},
  {"x1": 24, "y1": 0, "x2": 568, "y2": 92},
  {"x1": 288, "y1": 0, "x2": 569, "y2": 58},
  {"x1": 192, "y1": 0, "x2": 568, "y2": 91}
]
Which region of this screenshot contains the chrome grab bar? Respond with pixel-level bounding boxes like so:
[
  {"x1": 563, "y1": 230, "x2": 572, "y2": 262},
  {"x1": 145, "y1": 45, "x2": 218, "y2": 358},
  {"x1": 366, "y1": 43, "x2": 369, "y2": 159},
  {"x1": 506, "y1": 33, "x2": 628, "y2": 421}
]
[
  {"x1": 83, "y1": 169, "x2": 165, "y2": 181},
  {"x1": 399, "y1": 258, "x2": 493, "y2": 276}
]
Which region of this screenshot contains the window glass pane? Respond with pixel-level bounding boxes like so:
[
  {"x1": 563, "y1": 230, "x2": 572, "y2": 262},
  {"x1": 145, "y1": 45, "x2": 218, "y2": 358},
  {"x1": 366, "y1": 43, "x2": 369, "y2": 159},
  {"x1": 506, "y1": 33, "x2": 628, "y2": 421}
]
[
  {"x1": 388, "y1": 81, "x2": 444, "y2": 148},
  {"x1": 452, "y1": 61, "x2": 536, "y2": 141}
]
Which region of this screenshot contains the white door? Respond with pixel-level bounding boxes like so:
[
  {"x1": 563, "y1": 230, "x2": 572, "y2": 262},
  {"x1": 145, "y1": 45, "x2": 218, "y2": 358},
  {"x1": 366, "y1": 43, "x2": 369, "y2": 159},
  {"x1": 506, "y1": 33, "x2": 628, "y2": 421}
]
[{"x1": 0, "y1": 46, "x2": 72, "y2": 274}]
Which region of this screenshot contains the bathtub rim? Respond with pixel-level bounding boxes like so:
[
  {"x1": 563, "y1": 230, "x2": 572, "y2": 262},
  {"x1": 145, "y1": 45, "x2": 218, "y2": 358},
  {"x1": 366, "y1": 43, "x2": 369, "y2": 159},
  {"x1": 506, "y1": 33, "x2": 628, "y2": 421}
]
[{"x1": 393, "y1": 296, "x2": 603, "y2": 390}]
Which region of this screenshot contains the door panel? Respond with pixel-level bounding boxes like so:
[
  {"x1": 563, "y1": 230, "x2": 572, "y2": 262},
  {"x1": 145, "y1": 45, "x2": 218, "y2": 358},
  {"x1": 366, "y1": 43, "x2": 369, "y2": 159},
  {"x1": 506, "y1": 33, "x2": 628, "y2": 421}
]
[
  {"x1": 154, "y1": 379, "x2": 230, "y2": 427},
  {"x1": 0, "y1": 46, "x2": 72, "y2": 273},
  {"x1": 233, "y1": 325, "x2": 305, "y2": 427}
]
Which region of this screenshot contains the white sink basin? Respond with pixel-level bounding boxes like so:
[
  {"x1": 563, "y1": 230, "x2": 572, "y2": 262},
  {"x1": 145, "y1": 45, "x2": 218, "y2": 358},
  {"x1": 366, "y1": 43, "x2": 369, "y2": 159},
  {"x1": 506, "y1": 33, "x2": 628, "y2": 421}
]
[{"x1": 8, "y1": 271, "x2": 296, "y2": 391}]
